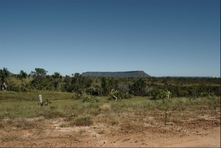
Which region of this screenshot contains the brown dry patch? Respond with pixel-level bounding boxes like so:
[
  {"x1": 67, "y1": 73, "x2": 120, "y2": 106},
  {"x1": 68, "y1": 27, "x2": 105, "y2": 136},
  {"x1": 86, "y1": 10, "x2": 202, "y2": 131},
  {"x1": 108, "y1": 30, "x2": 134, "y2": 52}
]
[{"x1": 0, "y1": 115, "x2": 220, "y2": 147}]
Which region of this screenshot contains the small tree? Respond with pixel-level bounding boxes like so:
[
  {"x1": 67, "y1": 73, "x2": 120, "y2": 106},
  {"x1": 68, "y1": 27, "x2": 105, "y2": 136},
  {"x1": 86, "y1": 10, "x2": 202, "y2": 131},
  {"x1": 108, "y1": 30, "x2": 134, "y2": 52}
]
[
  {"x1": 17, "y1": 70, "x2": 27, "y2": 91},
  {"x1": 0, "y1": 67, "x2": 9, "y2": 90},
  {"x1": 151, "y1": 89, "x2": 168, "y2": 100},
  {"x1": 30, "y1": 68, "x2": 48, "y2": 90},
  {"x1": 118, "y1": 82, "x2": 129, "y2": 95},
  {"x1": 52, "y1": 72, "x2": 62, "y2": 91},
  {"x1": 130, "y1": 78, "x2": 147, "y2": 96},
  {"x1": 101, "y1": 77, "x2": 110, "y2": 95}
]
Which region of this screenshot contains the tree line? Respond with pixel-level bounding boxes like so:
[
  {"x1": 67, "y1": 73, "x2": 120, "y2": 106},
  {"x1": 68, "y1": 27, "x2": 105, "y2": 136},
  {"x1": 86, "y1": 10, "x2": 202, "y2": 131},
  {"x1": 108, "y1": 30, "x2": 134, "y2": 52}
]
[{"x1": 0, "y1": 67, "x2": 220, "y2": 99}]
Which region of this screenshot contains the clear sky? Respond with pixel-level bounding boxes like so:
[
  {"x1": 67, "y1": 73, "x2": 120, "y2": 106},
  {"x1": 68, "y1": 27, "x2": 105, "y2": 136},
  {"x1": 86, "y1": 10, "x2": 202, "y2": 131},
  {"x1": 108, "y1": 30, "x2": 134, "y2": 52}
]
[{"x1": 0, "y1": 0, "x2": 220, "y2": 77}]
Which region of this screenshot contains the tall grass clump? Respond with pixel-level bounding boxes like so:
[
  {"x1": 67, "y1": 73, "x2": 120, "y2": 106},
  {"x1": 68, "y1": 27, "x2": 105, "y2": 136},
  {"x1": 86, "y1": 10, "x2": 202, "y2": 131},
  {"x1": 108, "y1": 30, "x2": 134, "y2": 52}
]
[
  {"x1": 35, "y1": 106, "x2": 65, "y2": 119},
  {"x1": 0, "y1": 91, "x2": 73, "y2": 101},
  {"x1": 99, "y1": 104, "x2": 111, "y2": 112},
  {"x1": 15, "y1": 118, "x2": 36, "y2": 129},
  {"x1": 71, "y1": 117, "x2": 93, "y2": 126}
]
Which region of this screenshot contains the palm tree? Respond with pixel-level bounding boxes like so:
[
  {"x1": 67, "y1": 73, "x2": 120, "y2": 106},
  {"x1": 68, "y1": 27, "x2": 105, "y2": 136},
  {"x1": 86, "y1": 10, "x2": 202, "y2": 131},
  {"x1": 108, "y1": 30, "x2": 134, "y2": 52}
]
[
  {"x1": 0, "y1": 67, "x2": 9, "y2": 90},
  {"x1": 17, "y1": 70, "x2": 27, "y2": 91}
]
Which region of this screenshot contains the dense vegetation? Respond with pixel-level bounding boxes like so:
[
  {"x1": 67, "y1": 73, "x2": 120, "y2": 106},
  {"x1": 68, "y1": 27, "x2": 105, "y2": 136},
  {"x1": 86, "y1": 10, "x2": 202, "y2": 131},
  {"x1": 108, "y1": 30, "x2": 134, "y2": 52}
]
[
  {"x1": 0, "y1": 67, "x2": 220, "y2": 100},
  {"x1": 0, "y1": 67, "x2": 220, "y2": 135}
]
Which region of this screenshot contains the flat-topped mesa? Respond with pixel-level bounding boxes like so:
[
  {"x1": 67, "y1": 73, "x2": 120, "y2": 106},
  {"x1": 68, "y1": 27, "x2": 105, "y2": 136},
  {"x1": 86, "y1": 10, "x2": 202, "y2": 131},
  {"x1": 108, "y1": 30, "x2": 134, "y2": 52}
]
[{"x1": 81, "y1": 71, "x2": 150, "y2": 78}]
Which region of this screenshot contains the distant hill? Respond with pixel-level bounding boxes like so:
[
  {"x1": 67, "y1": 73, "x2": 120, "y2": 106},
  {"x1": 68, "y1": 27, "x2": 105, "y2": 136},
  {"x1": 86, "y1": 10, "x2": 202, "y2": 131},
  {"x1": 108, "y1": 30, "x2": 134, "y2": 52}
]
[{"x1": 81, "y1": 71, "x2": 150, "y2": 78}]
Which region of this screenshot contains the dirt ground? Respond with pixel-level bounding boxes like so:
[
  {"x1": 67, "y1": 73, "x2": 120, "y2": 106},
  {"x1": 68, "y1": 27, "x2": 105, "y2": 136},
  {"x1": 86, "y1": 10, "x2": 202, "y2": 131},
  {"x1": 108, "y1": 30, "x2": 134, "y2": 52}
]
[{"x1": 0, "y1": 113, "x2": 220, "y2": 148}]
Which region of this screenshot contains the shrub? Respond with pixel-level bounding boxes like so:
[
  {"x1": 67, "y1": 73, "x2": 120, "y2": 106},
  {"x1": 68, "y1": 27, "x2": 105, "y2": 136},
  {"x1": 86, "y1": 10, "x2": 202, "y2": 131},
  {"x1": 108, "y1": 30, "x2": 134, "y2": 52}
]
[
  {"x1": 72, "y1": 117, "x2": 93, "y2": 126},
  {"x1": 98, "y1": 129, "x2": 105, "y2": 134},
  {"x1": 99, "y1": 104, "x2": 111, "y2": 111},
  {"x1": 15, "y1": 118, "x2": 36, "y2": 129},
  {"x1": 49, "y1": 105, "x2": 56, "y2": 110},
  {"x1": 108, "y1": 91, "x2": 132, "y2": 100},
  {"x1": 0, "y1": 123, "x2": 4, "y2": 129},
  {"x1": 60, "y1": 124, "x2": 68, "y2": 127},
  {"x1": 120, "y1": 122, "x2": 145, "y2": 134},
  {"x1": 82, "y1": 96, "x2": 99, "y2": 103},
  {"x1": 79, "y1": 129, "x2": 86, "y2": 134},
  {"x1": 45, "y1": 110, "x2": 65, "y2": 119},
  {"x1": 36, "y1": 109, "x2": 65, "y2": 119},
  {"x1": 151, "y1": 89, "x2": 168, "y2": 100},
  {"x1": 1, "y1": 135, "x2": 21, "y2": 142},
  {"x1": 111, "y1": 120, "x2": 119, "y2": 126}
]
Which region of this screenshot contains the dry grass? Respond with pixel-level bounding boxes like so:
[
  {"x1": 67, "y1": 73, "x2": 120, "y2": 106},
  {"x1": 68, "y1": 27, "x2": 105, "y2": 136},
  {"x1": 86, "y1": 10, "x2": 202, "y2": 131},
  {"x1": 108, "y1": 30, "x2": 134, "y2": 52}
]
[
  {"x1": 71, "y1": 117, "x2": 93, "y2": 126},
  {"x1": 1, "y1": 135, "x2": 22, "y2": 142},
  {"x1": 99, "y1": 103, "x2": 111, "y2": 111},
  {"x1": 15, "y1": 118, "x2": 36, "y2": 129},
  {"x1": 0, "y1": 92, "x2": 220, "y2": 132}
]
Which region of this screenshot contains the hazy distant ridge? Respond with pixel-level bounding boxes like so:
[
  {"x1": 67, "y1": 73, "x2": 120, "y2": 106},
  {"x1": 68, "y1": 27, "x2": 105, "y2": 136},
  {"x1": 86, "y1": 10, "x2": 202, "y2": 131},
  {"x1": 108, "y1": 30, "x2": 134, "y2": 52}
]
[{"x1": 81, "y1": 71, "x2": 150, "y2": 77}]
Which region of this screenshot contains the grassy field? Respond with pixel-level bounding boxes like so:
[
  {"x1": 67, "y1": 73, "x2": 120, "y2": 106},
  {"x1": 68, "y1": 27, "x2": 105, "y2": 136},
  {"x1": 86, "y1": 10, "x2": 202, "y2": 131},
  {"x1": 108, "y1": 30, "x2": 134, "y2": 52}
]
[
  {"x1": 0, "y1": 91, "x2": 73, "y2": 101},
  {"x1": 0, "y1": 91, "x2": 220, "y2": 128}
]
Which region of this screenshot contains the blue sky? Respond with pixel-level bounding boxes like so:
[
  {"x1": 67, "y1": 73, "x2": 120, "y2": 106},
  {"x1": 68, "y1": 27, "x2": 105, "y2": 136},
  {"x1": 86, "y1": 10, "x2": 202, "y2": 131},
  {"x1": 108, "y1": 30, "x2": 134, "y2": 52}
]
[{"x1": 0, "y1": 0, "x2": 220, "y2": 77}]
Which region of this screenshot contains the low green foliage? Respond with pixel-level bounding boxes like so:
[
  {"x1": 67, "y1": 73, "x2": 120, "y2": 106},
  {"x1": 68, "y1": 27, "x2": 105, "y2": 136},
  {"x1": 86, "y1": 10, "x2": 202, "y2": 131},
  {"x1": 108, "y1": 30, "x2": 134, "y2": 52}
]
[
  {"x1": 36, "y1": 108, "x2": 65, "y2": 119},
  {"x1": 15, "y1": 118, "x2": 36, "y2": 129},
  {"x1": 82, "y1": 96, "x2": 99, "y2": 103},
  {"x1": 0, "y1": 91, "x2": 73, "y2": 101},
  {"x1": 2, "y1": 68, "x2": 220, "y2": 99},
  {"x1": 0, "y1": 91, "x2": 220, "y2": 129},
  {"x1": 0, "y1": 122, "x2": 4, "y2": 129},
  {"x1": 1, "y1": 135, "x2": 21, "y2": 142},
  {"x1": 120, "y1": 122, "x2": 145, "y2": 134},
  {"x1": 151, "y1": 89, "x2": 169, "y2": 100},
  {"x1": 79, "y1": 129, "x2": 86, "y2": 135},
  {"x1": 108, "y1": 91, "x2": 133, "y2": 100},
  {"x1": 60, "y1": 123, "x2": 68, "y2": 128},
  {"x1": 98, "y1": 129, "x2": 105, "y2": 134},
  {"x1": 0, "y1": 91, "x2": 16, "y2": 94},
  {"x1": 72, "y1": 117, "x2": 93, "y2": 126},
  {"x1": 111, "y1": 120, "x2": 119, "y2": 126}
]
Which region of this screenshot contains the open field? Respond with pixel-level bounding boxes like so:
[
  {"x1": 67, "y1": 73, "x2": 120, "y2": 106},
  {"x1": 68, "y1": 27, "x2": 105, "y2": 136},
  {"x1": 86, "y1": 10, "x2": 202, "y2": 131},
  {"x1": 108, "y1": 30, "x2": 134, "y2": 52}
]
[{"x1": 0, "y1": 92, "x2": 220, "y2": 147}]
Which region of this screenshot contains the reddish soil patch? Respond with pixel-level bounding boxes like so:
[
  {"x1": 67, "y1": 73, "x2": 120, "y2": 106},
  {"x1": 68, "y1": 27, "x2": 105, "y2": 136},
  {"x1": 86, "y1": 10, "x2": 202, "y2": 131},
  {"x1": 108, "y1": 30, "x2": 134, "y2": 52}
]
[{"x1": 0, "y1": 116, "x2": 220, "y2": 147}]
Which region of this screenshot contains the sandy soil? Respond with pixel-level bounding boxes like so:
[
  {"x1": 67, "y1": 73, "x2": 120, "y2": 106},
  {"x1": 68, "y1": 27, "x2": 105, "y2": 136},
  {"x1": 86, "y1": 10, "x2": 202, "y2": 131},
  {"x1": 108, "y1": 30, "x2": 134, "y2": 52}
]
[{"x1": 0, "y1": 115, "x2": 220, "y2": 147}]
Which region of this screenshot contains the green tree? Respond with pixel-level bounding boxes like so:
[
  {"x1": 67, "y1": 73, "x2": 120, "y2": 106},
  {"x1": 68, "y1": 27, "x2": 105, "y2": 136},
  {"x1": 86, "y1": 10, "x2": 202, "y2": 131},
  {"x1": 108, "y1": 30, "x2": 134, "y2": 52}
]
[
  {"x1": 0, "y1": 67, "x2": 9, "y2": 90},
  {"x1": 118, "y1": 82, "x2": 129, "y2": 94},
  {"x1": 63, "y1": 75, "x2": 72, "y2": 92},
  {"x1": 101, "y1": 77, "x2": 115, "y2": 95},
  {"x1": 130, "y1": 78, "x2": 147, "y2": 96},
  {"x1": 71, "y1": 73, "x2": 82, "y2": 92},
  {"x1": 151, "y1": 89, "x2": 168, "y2": 100},
  {"x1": 17, "y1": 70, "x2": 28, "y2": 91},
  {"x1": 30, "y1": 68, "x2": 47, "y2": 77},
  {"x1": 30, "y1": 68, "x2": 48, "y2": 90},
  {"x1": 52, "y1": 72, "x2": 62, "y2": 91}
]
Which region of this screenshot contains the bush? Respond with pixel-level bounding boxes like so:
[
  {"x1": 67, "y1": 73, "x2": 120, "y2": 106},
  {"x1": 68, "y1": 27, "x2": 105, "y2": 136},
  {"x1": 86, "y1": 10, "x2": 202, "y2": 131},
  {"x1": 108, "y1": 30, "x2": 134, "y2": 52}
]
[
  {"x1": 36, "y1": 109, "x2": 65, "y2": 119},
  {"x1": 16, "y1": 118, "x2": 36, "y2": 129},
  {"x1": 108, "y1": 91, "x2": 132, "y2": 100},
  {"x1": 99, "y1": 104, "x2": 111, "y2": 111},
  {"x1": 111, "y1": 120, "x2": 119, "y2": 126},
  {"x1": 151, "y1": 89, "x2": 168, "y2": 100},
  {"x1": 82, "y1": 96, "x2": 99, "y2": 103},
  {"x1": 72, "y1": 117, "x2": 93, "y2": 126}
]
